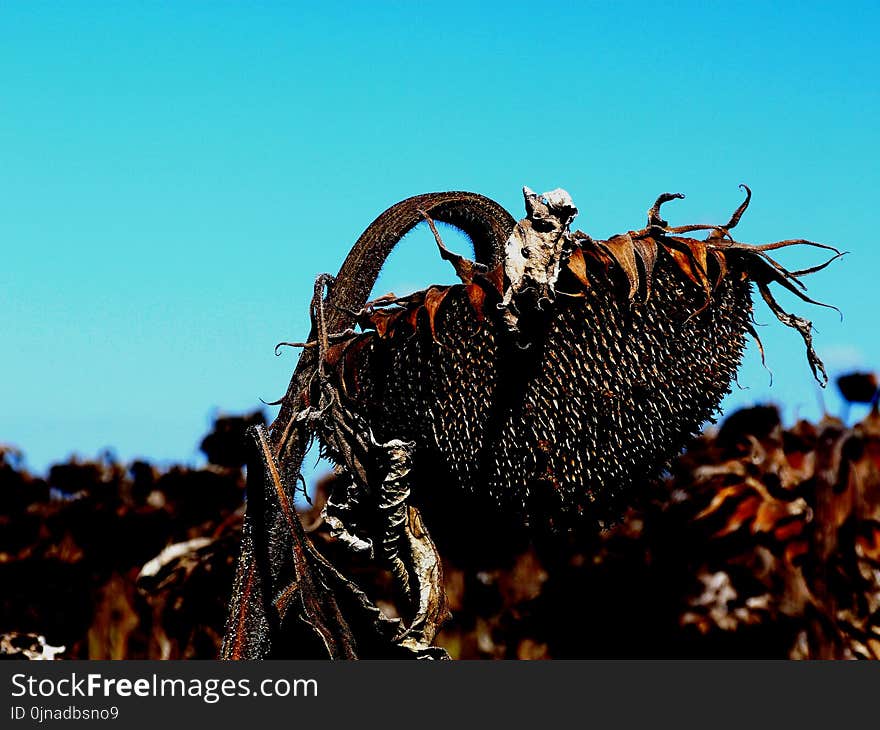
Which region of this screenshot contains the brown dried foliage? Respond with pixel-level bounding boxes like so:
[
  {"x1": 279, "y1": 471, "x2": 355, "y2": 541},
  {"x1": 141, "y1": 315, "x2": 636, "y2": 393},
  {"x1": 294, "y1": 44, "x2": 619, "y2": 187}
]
[{"x1": 5, "y1": 389, "x2": 880, "y2": 659}]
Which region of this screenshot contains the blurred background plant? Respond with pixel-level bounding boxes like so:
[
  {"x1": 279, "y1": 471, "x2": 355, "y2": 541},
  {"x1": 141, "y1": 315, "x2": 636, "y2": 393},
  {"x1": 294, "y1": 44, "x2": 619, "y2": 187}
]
[{"x1": 3, "y1": 372, "x2": 880, "y2": 659}]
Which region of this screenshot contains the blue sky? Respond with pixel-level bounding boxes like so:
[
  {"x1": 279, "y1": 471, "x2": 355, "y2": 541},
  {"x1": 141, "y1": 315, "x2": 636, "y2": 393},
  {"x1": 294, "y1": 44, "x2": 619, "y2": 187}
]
[{"x1": 2, "y1": 1, "x2": 878, "y2": 474}]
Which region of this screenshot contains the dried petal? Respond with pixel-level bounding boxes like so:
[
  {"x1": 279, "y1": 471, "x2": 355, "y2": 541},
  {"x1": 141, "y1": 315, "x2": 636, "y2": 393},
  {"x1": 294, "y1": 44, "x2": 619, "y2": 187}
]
[{"x1": 598, "y1": 233, "x2": 640, "y2": 300}]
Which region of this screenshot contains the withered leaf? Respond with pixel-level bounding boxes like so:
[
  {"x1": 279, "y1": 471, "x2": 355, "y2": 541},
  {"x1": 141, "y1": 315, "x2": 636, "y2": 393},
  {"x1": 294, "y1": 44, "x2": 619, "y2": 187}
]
[
  {"x1": 632, "y1": 237, "x2": 658, "y2": 299},
  {"x1": 422, "y1": 286, "x2": 452, "y2": 341},
  {"x1": 465, "y1": 283, "x2": 488, "y2": 321},
  {"x1": 566, "y1": 247, "x2": 590, "y2": 288},
  {"x1": 598, "y1": 233, "x2": 639, "y2": 300}
]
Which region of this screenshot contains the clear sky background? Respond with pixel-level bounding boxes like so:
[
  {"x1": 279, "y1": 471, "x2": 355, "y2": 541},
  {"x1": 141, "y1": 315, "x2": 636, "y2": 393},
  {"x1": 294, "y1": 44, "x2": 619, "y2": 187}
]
[{"x1": 2, "y1": 1, "x2": 878, "y2": 475}]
